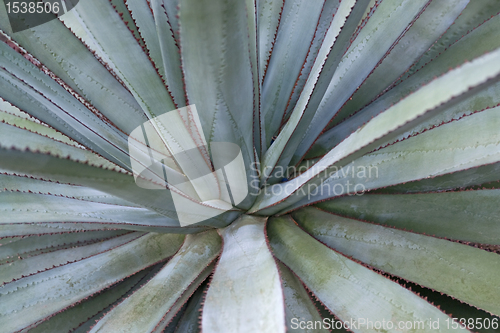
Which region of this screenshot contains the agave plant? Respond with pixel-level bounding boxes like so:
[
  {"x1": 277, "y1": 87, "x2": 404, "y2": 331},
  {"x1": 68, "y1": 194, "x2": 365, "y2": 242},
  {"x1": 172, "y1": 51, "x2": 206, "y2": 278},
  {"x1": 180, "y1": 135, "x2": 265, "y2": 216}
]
[{"x1": 1, "y1": 0, "x2": 500, "y2": 332}]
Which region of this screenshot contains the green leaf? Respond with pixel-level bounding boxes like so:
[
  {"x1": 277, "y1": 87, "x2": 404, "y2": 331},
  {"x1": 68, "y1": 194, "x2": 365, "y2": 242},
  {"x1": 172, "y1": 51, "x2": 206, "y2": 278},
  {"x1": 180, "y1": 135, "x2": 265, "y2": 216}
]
[
  {"x1": 404, "y1": 0, "x2": 500, "y2": 80},
  {"x1": 173, "y1": 282, "x2": 207, "y2": 333},
  {"x1": 202, "y1": 215, "x2": 285, "y2": 333},
  {"x1": 314, "y1": 12, "x2": 500, "y2": 154},
  {"x1": 245, "y1": 0, "x2": 261, "y2": 155},
  {"x1": 280, "y1": 0, "x2": 344, "y2": 123},
  {"x1": 151, "y1": 261, "x2": 215, "y2": 333},
  {"x1": 250, "y1": 50, "x2": 500, "y2": 215},
  {"x1": 0, "y1": 147, "x2": 241, "y2": 228},
  {"x1": 109, "y1": 0, "x2": 142, "y2": 41},
  {"x1": 278, "y1": 261, "x2": 328, "y2": 333},
  {"x1": 272, "y1": 0, "x2": 430, "y2": 173},
  {"x1": 329, "y1": 0, "x2": 469, "y2": 131},
  {"x1": 124, "y1": 0, "x2": 165, "y2": 77},
  {"x1": 259, "y1": 0, "x2": 366, "y2": 183},
  {"x1": 397, "y1": 280, "x2": 500, "y2": 333},
  {"x1": 309, "y1": 294, "x2": 350, "y2": 333},
  {"x1": 257, "y1": 0, "x2": 283, "y2": 86},
  {"x1": 0, "y1": 223, "x2": 115, "y2": 238},
  {"x1": 293, "y1": 207, "x2": 500, "y2": 316},
  {"x1": 0, "y1": 121, "x2": 118, "y2": 170},
  {"x1": 316, "y1": 190, "x2": 500, "y2": 244},
  {"x1": 62, "y1": 0, "x2": 177, "y2": 119},
  {"x1": 0, "y1": 191, "x2": 177, "y2": 226},
  {"x1": 0, "y1": 99, "x2": 82, "y2": 148},
  {"x1": 0, "y1": 232, "x2": 184, "y2": 332},
  {"x1": 89, "y1": 231, "x2": 220, "y2": 332},
  {"x1": 281, "y1": 105, "x2": 500, "y2": 212},
  {"x1": 285, "y1": 0, "x2": 371, "y2": 165},
  {"x1": 0, "y1": 229, "x2": 129, "y2": 265},
  {"x1": 308, "y1": 79, "x2": 500, "y2": 159},
  {"x1": 178, "y1": 0, "x2": 259, "y2": 208},
  {"x1": 0, "y1": 232, "x2": 143, "y2": 285},
  {"x1": 149, "y1": 0, "x2": 186, "y2": 107},
  {"x1": 0, "y1": 189, "x2": 211, "y2": 234},
  {"x1": 259, "y1": 0, "x2": 328, "y2": 150},
  {"x1": 268, "y1": 216, "x2": 468, "y2": 332},
  {"x1": 0, "y1": 42, "x2": 134, "y2": 169},
  {"x1": 0, "y1": 172, "x2": 139, "y2": 207},
  {"x1": 0, "y1": 7, "x2": 148, "y2": 136},
  {"x1": 25, "y1": 264, "x2": 163, "y2": 333},
  {"x1": 160, "y1": 0, "x2": 180, "y2": 44},
  {"x1": 374, "y1": 161, "x2": 500, "y2": 195},
  {"x1": 162, "y1": 305, "x2": 189, "y2": 333}
]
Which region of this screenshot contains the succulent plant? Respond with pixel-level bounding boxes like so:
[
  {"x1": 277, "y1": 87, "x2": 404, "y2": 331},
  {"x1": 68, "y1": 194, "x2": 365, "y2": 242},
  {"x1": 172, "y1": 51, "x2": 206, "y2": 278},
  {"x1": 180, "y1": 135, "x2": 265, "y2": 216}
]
[{"x1": 1, "y1": 0, "x2": 500, "y2": 332}]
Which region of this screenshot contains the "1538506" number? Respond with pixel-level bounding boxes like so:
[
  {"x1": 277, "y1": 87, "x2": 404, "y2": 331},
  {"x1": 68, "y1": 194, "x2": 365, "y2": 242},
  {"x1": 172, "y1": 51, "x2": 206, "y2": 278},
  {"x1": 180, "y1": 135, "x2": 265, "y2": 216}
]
[{"x1": 5, "y1": 1, "x2": 60, "y2": 15}]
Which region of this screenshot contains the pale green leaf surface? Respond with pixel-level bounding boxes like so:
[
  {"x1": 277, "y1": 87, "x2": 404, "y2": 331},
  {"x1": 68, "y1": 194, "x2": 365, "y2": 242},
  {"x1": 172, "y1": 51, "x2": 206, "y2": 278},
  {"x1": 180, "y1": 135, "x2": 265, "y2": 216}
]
[
  {"x1": 259, "y1": 0, "x2": 327, "y2": 149},
  {"x1": 403, "y1": 0, "x2": 500, "y2": 81},
  {"x1": 260, "y1": 0, "x2": 363, "y2": 182},
  {"x1": 283, "y1": 0, "x2": 370, "y2": 166},
  {"x1": 26, "y1": 264, "x2": 161, "y2": 333},
  {"x1": 61, "y1": 0, "x2": 177, "y2": 120},
  {"x1": 280, "y1": 105, "x2": 500, "y2": 212},
  {"x1": 0, "y1": 147, "x2": 241, "y2": 227},
  {"x1": 329, "y1": 0, "x2": 469, "y2": 130},
  {"x1": 250, "y1": 49, "x2": 500, "y2": 214},
  {"x1": 0, "y1": 8, "x2": 148, "y2": 136},
  {"x1": 178, "y1": 0, "x2": 259, "y2": 208},
  {"x1": 0, "y1": 232, "x2": 184, "y2": 332},
  {"x1": 373, "y1": 161, "x2": 500, "y2": 195},
  {"x1": 0, "y1": 98, "x2": 32, "y2": 119},
  {"x1": 173, "y1": 282, "x2": 207, "y2": 333},
  {"x1": 280, "y1": 0, "x2": 343, "y2": 123},
  {"x1": 294, "y1": 207, "x2": 500, "y2": 315},
  {"x1": 257, "y1": 0, "x2": 283, "y2": 86},
  {"x1": 398, "y1": 284, "x2": 500, "y2": 333},
  {"x1": 359, "y1": 0, "x2": 378, "y2": 21},
  {"x1": 284, "y1": 0, "x2": 430, "y2": 168},
  {"x1": 150, "y1": 0, "x2": 186, "y2": 107},
  {"x1": 0, "y1": 221, "x2": 205, "y2": 237},
  {"x1": 150, "y1": 261, "x2": 216, "y2": 333},
  {"x1": 0, "y1": 223, "x2": 116, "y2": 238},
  {"x1": 245, "y1": 0, "x2": 261, "y2": 155},
  {"x1": 315, "y1": 12, "x2": 500, "y2": 150},
  {"x1": 268, "y1": 216, "x2": 468, "y2": 332},
  {"x1": 0, "y1": 1, "x2": 498, "y2": 331},
  {"x1": 202, "y1": 215, "x2": 285, "y2": 333},
  {"x1": 0, "y1": 99, "x2": 83, "y2": 148},
  {"x1": 0, "y1": 172, "x2": 139, "y2": 207},
  {"x1": 125, "y1": 0, "x2": 165, "y2": 78},
  {"x1": 0, "y1": 43, "x2": 134, "y2": 169},
  {"x1": 162, "y1": 305, "x2": 188, "y2": 333},
  {"x1": 0, "y1": 43, "x2": 169, "y2": 183},
  {"x1": 89, "y1": 231, "x2": 221, "y2": 333},
  {"x1": 0, "y1": 121, "x2": 119, "y2": 170},
  {"x1": 0, "y1": 232, "x2": 144, "y2": 285},
  {"x1": 0, "y1": 191, "x2": 177, "y2": 226},
  {"x1": 278, "y1": 261, "x2": 328, "y2": 333},
  {"x1": 310, "y1": 295, "x2": 350, "y2": 333},
  {"x1": 309, "y1": 79, "x2": 500, "y2": 159},
  {"x1": 161, "y1": 0, "x2": 180, "y2": 44},
  {"x1": 0, "y1": 229, "x2": 128, "y2": 265},
  {"x1": 316, "y1": 190, "x2": 500, "y2": 244},
  {"x1": 109, "y1": 0, "x2": 140, "y2": 37}
]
